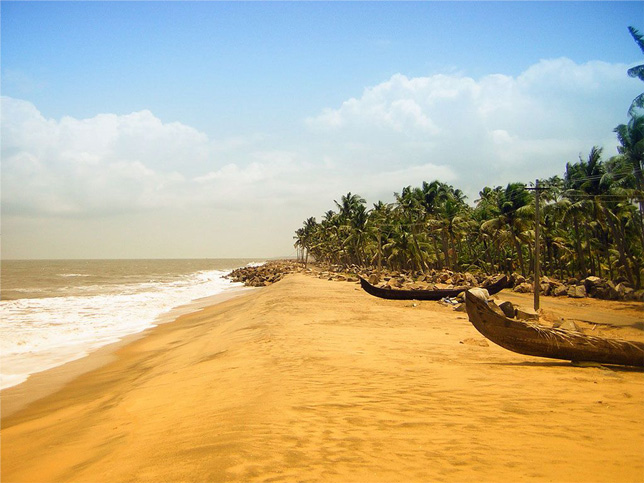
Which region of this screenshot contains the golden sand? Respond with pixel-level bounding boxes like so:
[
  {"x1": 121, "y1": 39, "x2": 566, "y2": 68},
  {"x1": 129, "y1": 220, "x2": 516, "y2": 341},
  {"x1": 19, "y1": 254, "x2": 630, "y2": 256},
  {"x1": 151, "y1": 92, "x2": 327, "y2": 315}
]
[{"x1": 2, "y1": 273, "x2": 643, "y2": 482}]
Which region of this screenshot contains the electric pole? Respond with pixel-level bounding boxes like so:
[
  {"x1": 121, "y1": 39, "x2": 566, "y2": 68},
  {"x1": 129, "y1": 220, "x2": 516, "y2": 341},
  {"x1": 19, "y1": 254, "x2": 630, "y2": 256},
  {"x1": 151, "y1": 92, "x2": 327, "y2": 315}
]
[
  {"x1": 527, "y1": 180, "x2": 545, "y2": 311},
  {"x1": 534, "y1": 179, "x2": 541, "y2": 311}
]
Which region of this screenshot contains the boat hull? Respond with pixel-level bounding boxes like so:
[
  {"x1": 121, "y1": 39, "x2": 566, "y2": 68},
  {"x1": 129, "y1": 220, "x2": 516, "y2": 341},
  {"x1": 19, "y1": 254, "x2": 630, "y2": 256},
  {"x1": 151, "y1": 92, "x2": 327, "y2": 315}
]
[
  {"x1": 360, "y1": 275, "x2": 508, "y2": 301},
  {"x1": 464, "y1": 290, "x2": 644, "y2": 367}
]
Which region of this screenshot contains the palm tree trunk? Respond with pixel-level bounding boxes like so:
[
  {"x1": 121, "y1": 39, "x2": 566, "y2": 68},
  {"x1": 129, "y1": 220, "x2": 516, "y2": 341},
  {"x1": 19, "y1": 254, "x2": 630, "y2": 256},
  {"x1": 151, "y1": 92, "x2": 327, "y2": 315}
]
[
  {"x1": 601, "y1": 205, "x2": 635, "y2": 286},
  {"x1": 511, "y1": 232, "x2": 526, "y2": 277},
  {"x1": 572, "y1": 214, "x2": 587, "y2": 277}
]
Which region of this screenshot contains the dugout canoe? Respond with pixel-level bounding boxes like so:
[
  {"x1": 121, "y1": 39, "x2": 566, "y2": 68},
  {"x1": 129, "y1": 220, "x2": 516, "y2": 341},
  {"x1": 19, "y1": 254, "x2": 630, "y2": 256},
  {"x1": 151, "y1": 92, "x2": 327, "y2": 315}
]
[
  {"x1": 464, "y1": 289, "x2": 644, "y2": 367},
  {"x1": 359, "y1": 274, "x2": 508, "y2": 301}
]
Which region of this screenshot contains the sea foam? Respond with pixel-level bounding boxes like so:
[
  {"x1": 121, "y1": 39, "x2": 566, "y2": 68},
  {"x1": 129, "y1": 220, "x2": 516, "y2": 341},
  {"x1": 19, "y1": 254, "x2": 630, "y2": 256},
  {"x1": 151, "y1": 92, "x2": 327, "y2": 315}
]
[{"x1": 0, "y1": 267, "x2": 248, "y2": 389}]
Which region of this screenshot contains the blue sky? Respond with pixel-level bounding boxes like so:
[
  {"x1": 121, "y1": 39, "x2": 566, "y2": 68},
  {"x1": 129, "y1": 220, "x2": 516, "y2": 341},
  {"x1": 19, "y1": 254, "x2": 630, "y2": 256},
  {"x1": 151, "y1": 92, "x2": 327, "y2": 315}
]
[
  {"x1": 2, "y1": 1, "x2": 643, "y2": 259},
  {"x1": 3, "y1": 2, "x2": 640, "y2": 135}
]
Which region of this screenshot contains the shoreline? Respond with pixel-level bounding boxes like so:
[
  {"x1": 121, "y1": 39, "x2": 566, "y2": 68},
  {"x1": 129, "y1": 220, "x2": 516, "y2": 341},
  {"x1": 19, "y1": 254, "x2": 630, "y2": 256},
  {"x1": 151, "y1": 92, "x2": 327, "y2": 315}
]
[
  {"x1": 1, "y1": 284, "x2": 257, "y2": 419},
  {"x1": 3, "y1": 273, "x2": 643, "y2": 482}
]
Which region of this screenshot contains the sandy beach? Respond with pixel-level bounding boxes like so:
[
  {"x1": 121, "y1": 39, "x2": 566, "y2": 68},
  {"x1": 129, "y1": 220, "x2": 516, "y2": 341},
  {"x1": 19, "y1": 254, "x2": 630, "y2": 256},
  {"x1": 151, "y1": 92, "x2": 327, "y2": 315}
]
[{"x1": 2, "y1": 273, "x2": 644, "y2": 483}]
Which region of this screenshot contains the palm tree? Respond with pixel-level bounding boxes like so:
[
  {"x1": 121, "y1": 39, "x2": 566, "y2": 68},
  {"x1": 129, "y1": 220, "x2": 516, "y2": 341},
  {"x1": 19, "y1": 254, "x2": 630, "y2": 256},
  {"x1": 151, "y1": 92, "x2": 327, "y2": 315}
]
[
  {"x1": 614, "y1": 114, "x2": 644, "y2": 242},
  {"x1": 394, "y1": 186, "x2": 427, "y2": 272},
  {"x1": 626, "y1": 26, "x2": 644, "y2": 116},
  {"x1": 482, "y1": 183, "x2": 533, "y2": 277}
]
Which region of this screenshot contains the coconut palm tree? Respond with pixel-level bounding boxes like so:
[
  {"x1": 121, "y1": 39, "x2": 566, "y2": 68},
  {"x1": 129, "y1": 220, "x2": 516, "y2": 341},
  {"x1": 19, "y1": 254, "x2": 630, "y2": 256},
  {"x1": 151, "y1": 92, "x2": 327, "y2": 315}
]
[
  {"x1": 614, "y1": 114, "x2": 644, "y2": 240},
  {"x1": 394, "y1": 186, "x2": 428, "y2": 272},
  {"x1": 294, "y1": 217, "x2": 318, "y2": 267},
  {"x1": 626, "y1": 26, "x2": 644, "y2": 116},
  {"x1": 482, "y1": 183, "x2": 533, "y2": 277}
]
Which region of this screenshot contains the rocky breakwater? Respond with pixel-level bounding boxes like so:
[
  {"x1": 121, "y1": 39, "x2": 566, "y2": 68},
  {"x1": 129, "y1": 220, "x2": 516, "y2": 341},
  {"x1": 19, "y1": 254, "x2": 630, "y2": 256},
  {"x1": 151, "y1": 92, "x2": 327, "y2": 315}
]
[
  {"x1": 358, "y1": 267, "x2": 498, "y2": 292},
  {"x1": 510, "y1": 273, "x2": 644, "y2": 302},
  {"x1": 226, "y1": 261, "x2": 302, "y2": 287}
]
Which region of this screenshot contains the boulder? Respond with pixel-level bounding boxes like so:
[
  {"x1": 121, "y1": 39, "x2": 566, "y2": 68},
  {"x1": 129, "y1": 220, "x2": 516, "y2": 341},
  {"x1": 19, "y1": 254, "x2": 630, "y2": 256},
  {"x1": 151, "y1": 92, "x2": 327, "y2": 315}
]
[
  {"x1": 583, "y1": 276, "x2": 602, "y2": 291},
  {"x1": 539, "y1": 282, "x2": 551, "y2": 296},
  {"x1": 616, "y1": 282, "x2": 634, "y2": 300},
  {"x1": 605, "y1": 280, "x2": 620, "y2": 300},
  {"x1": 567, "y1": 284, "x2": 587, "y2": 298},
  {"x1": 464, "y1": 272, "x2": 478, "y2": 285},
  {"x1": 628, "y1": 290, "x2": 644, "y2": 302},
  {"x1": 513, "y1": 282, "x2": 533, "y2": 294},
  {"x1": 438, "y1": 272, "x2": 451, "y2": 283},
  {"x1": 368, "y1": 274, "x2": 380, "y2": 285},
  {"x1": 553, "y1": 285, "x2": 569, "y2": 297},
  {"x1": 489, "y1": 301, "x2": 506, "y2": 316},
  {"x1": 498, "y1": 301, "x2": 516, "y2": 318}
]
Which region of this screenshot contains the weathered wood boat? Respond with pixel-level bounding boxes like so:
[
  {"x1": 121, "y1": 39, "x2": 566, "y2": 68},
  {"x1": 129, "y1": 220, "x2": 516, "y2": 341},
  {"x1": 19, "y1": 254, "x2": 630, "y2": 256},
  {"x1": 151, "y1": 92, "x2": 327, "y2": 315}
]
[
  {"x1": 359, "y1": 275, "x2": 508, "y2": 301},
  {"x1": 464, "y1": 289, "x2": 644, "y2": 367}
]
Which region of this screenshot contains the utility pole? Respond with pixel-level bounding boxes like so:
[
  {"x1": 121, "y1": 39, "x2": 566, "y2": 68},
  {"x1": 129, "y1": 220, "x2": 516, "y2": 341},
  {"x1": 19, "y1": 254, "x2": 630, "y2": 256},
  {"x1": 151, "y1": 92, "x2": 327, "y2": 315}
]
[{"x1": 534, "y1": 179, "x2": 541, "y2": 311}]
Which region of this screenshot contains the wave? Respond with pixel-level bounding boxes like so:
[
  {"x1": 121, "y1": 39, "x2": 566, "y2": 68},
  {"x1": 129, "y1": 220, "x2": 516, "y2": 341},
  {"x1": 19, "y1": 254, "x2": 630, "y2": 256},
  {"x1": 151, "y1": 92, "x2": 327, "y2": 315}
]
[{"x1": 0, "y1": 268, "x2": 244, "y2": 390}]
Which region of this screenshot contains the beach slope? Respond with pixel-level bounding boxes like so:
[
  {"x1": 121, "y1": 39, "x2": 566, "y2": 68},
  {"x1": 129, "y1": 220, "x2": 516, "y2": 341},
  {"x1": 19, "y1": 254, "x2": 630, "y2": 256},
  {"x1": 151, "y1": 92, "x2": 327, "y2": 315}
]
[{"x1": 2, "y1": 273, "x2": 643, "y2": 482}]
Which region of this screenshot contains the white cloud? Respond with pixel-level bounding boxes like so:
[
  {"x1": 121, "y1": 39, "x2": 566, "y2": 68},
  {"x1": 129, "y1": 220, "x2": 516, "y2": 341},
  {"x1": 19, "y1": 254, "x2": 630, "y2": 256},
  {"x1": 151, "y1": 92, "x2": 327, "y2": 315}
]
[
  {"x1": 1, "y1": 97, "x2": 307, "y2": 217},
  {"x1": 305, "y1": 57, "x2": 639, "y2": 198},
  {"x1": 1, "y1": 56, "x2": 640, "y2": 257}
]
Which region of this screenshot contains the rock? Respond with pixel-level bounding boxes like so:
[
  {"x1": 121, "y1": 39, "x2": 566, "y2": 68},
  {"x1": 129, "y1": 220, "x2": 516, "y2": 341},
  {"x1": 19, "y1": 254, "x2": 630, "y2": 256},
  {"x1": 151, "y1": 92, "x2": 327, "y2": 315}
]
[
  {"x1": 606, "y1": 280, "x2": 620, "y2": 300},
  {"x1": 513, "y1": 273, "x2": 526, "y2": 285},
  {"x1": 540, "y1": 282, "x2": 551, "y2": 296},
  {"x1": 567, "y1": 284, "x2": 587, "y2": 298},
  {"x1": 616, "y1": 282, "x2": 634, "y2": 300},
  {"x1": 553, "y1": 320, "x2": 581, "y2": 332},
  {"x1": 225, "y1": 260, "x2": 299, "y2": 287},
  {"x1": 489, "y1": 301, "x2": 506, "y2": 316},
  {"x1": 498, "y1": 301, "x2": 516, "y2": 318},
  {"x1": 464, "y1": 272, "x2": 478, "y2": 285},
  {"x1": 434, "y1": 283, "x2": 453, "y2": 290},
  {"x1": 513, "y1": 282, "x2": 533, "y2": 293},
  {"x1": 468, "y1": 287, "x2": 490, "y2": 301},
  {"x1": 368, "y1": 274, "x2": 380, "y2": 285},
  {"x1": 387, "y1": 278, "x2": 402, "y2": 289},
  {"x1": 583, "y1": 276, "x2": 602, "y2": 290},
  {"x1": 516, "y1": 307, "x2": 539, "y2": 321},
  {"x1": 553, "y1": 285, "x2": 569, "y2": 297},
  {"x1": 628, "y1": 290, "x2": 644, "y2": 302}
]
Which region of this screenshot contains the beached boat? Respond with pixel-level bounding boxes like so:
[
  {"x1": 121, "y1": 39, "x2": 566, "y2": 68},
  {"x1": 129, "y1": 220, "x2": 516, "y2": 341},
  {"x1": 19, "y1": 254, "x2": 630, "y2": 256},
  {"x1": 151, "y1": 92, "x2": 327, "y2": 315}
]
[
  {"x1": 464, "y1": 289, "x2": 644, "y2": 367},
  {"x1": 359, "y1": 274, "x2": 508, "y2": 301}
]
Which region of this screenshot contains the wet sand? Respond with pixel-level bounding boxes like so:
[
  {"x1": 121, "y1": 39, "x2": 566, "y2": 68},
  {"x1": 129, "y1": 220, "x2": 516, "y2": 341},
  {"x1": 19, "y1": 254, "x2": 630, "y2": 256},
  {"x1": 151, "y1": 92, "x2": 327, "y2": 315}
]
[{"x1": 2, "y1": 273, "x2": 643, "y2": 482}]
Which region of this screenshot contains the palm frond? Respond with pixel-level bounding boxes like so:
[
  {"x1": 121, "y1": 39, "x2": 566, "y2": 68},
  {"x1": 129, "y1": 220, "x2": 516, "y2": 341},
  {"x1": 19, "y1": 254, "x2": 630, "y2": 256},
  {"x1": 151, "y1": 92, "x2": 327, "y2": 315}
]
[{"x1": 629, "y1": 26, "x2": 644, "y2": 55}]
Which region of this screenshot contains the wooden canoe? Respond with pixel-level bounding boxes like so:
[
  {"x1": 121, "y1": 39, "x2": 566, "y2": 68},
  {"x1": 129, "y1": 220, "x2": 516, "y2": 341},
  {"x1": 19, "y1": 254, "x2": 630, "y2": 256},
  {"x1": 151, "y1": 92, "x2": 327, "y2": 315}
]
[
  {"x1": 464, "y1": 289, "x2": 644, "y2": 367},
  {"x1": 359, "y1": 275, "x2": 508, "y2": 301}
]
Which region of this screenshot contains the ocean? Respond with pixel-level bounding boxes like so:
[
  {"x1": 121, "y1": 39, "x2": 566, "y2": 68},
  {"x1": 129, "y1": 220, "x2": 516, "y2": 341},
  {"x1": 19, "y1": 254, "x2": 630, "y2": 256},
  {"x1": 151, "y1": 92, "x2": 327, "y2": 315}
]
[{"x1": 0, "y1": 258, "x2": 264, "y2": 390}]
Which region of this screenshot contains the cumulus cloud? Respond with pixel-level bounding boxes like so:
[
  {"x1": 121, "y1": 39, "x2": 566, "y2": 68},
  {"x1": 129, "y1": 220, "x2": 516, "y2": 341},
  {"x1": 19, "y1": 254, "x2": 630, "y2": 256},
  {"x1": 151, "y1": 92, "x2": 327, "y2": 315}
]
[
  {"x1": 1, "y1": 97, "x2": 310, "y2": 217},
  {"x1": 2, "y1": 56, "x2": 639, "y2": 230},
  {"x1": 306, "y1": 58, "x2": 639, "y2": 198}
]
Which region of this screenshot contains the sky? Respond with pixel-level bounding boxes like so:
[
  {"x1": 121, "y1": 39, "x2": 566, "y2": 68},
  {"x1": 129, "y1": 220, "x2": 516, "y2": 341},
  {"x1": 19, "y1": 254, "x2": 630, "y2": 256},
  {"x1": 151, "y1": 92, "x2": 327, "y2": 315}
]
[{"x1": 2, "y1": 1, "x2": 643, "y2": 260}]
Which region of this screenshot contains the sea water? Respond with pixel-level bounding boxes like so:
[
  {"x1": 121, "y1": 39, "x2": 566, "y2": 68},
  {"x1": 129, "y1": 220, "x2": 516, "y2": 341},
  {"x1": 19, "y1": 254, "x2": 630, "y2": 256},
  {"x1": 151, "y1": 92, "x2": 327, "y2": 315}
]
[{"x1": 0, "y1": 258, "x2": 264, "y2": 389}]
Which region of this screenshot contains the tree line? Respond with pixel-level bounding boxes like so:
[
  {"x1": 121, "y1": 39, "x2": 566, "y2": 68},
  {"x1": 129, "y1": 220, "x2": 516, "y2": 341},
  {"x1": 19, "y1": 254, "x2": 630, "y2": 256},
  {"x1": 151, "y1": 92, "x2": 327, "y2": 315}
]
[{"x1": 294, "y1": 27, "x2": 644, "y2": 289}]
